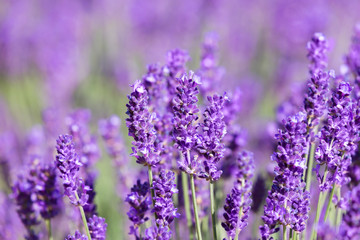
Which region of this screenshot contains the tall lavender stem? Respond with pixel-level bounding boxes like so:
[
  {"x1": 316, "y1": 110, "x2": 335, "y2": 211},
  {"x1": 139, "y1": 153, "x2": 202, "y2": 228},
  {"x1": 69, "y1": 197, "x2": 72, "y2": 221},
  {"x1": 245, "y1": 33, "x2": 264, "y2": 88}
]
[
  {"x1": 190, "y1": 173, "x2": 202, "y2": 240},
  {"x1": 181, "y1": 171, "x2": 193, "y2": 239}
]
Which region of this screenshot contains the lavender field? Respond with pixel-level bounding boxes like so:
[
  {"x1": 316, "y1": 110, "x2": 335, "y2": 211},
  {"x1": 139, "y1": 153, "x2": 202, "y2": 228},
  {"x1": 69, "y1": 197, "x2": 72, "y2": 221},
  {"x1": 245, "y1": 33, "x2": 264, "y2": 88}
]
[{"x1": 1, "y1": 1, "x2": 360, "y2": 239}]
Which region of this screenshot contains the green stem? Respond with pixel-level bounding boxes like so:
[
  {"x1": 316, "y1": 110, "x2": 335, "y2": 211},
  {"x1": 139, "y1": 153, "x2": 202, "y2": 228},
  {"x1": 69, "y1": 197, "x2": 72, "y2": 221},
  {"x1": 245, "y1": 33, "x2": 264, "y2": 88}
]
[
  {"x1": 311, "y1": 190, "x2": 326, "y2": 240},
  {"x1": 324, "y1": 184, "x2": 336, "y2": 221},
  {"x1": 182, "y1": 171, "x2": 193, "y2": 239},
  {"x1": 335, "y1": 187, "x2": 342, "y2": 231},
  {"x1": 46, "y1": 219, "x2": 53, "y2": 240},
  {"x1": 75, "y1": 192, "x2": 92, "y2": 240},
  {"x1": 305, "y1": 142, "x2": 316, "y2": 191},
  {"x1": 234, "y1": 181, "x2": 245, "y2": 240},
  {"x1": 174, "y1": 175, "x2": 180, "y2": 240},
  {"x1": 283, "y1": 225, "x2": 287, "y2": 240},
  {"x1": 148, "y1": 166, "x2": 155, "y2": 207},
  {"x1": 190, "y1": 174, "x2": 202, "y2": 240},
  {"x1": 210, "y1": 182, "x2": 218, "y2": 240}
]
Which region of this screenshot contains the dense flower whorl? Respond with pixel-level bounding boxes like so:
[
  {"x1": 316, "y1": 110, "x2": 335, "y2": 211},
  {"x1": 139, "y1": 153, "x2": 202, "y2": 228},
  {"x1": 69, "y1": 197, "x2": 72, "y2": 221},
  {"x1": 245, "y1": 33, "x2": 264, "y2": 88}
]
[
  {"x1": 307, "y1": 32, "x2": 329, "y2": 75},
  {"x1": 55, "y1": 134, "x2": 89, "y2": 206},
  {"x1": 341, "y1": 184, "x2": 360, "y2": 239},
  {"x1": 304, "y1": 33, "x2": 332, "y2": 129},
  {"x1": 260, "y1": 112, "x2": 310, "y2": 239},
  {"x1": 31, "y1": 163, "x2": 61, "y2": 219},
  {"x1": 12, "y1": 175, "x2": 39, "y2": 240},
  {"x1": 198, "y1": 33, "x2": 225, "y2": 95},
  {"x1": 65, "y1": 230, "x2": 88, "y2": 240},
  {"x1": 222, "y1": 150, "x2": 254, "y2": 239},
  {"x1": 126, "y1": 80, "x2": 160, "y2": 167},
  {"x1": 197, "y1": 93, "x2": 228, "y2": 181},
  {"x1": 144, "y1": 226, "x2": 171, "y2": 240},
  {"x1": 99, "y1": 115, "x2": 129, "y2": 168},
  {"x1": 165, "y1": 48, "x2": 189, "y2": 78},
  {"x1": 315, "y1": 81, "x2": 360, "y2": 191},
  {"x1": 172, "y1": 71, "x2": 201, "y2": 173},
  {"x1": 66, "y1": 109, "x2": 100, "y2": 167},
  {"x1": 152, "y1": 170, "x2": 180, "y2": 227},
  {"x1": 126, "y1": 180, "x2": 151, "y2": 238},
  {"x1": 88, "y1": 215, "x2": 107, "y2": 240}
]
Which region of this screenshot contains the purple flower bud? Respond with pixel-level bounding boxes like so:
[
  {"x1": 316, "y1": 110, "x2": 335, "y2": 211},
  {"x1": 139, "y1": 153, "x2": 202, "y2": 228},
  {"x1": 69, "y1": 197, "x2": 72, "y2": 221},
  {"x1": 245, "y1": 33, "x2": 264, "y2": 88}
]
[
  {"x1": 197, "y1": 93, "x2": 228, "y2": 181},
  {"x1": 126, "y1": 80, "x2": 161, "y2": 167},
  {"x1": 222, "y1": 151, "x2": 254, "y2": 238},
  {"x1": 88, "y1": 215, "x2": 107, "y2": 240},
  {"x1": 144, "y1": 226, "x2": 172, "y2": 240},
  {"x1": 126, "y1": 180, "x2": 151, "y2": 238},
  {"x1": 55, "y1": 134, "x2": 90, "y2": 206},
  {"x1": 65, "y1": 230, "x2": 88, "y2": 240},
  {"x1": 152, "y1": 170, "x2": 180, "y2": 226},
  {"x1": 12, "y1": 175, "x2": 39, "y2": 240}
]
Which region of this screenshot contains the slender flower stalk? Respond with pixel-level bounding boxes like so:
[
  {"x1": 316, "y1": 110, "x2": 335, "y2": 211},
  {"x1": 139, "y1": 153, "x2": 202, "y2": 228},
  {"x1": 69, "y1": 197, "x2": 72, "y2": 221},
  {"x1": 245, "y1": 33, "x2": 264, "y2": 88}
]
[
  {"x1": 260, "y1": 112, "x2": 310, "y2": 239},
  {"x1": 312, "y1": 80, "x2": 360, "y2": 237},
  {"x1": 222, "y1": 151, "x2": 254, "y2": 240},
  {"x1": 196, "y1": 93, "x2": 228, "y2": 240},
  {"x1": 190, "y1": 173, "x2": 202, "y2": 240},
  {"x1": 303, "y1": 33, "x2": 331, "y2": 192},
  {"x1": 55, "y1": 134, "x2": 92, "y2": 240}
]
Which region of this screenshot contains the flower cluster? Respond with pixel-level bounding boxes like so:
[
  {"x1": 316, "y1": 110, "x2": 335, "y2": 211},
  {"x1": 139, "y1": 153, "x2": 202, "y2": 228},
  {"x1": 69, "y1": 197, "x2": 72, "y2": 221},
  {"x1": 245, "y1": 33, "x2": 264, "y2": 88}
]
[
  {"x1": 197, "y1": 93, "x2": 228, "y2": 181},
  {"x1": 315, "y1": 81, "x2": 360, "y2": 191},
  {"x1": 304, "y1": 33, "x2": 331, "y2": 129},
  {"x1": 126, "y1": 180, "x2": 152, "y2": 238},
  {"x1": 12, "y1": 175, "x2": 40, "y2": 240},
  {"x1": 152, "y1": 170, "x2": 180, "y2": 228},
  {"x1": 172, "y1": 71, "x2": 201, "y2": 173},
  {"x1": 222, "y1": 150, "x2": 254, "y2": 239},
  {"x1": 88, "y1": 215, "x2": 107, "y2": 240},
  {"x1": 55, "y1": 134, "x2": 89, "y2": 206},
  {"x1": 65, "y1": 230, "x2": 88, "y2": 240},
  {"x1": 126, "y1": 80, "x2": 160, "y2": 167},
  {"x1": 260, "y1": 112, "x2": 310, "y2": 238}
]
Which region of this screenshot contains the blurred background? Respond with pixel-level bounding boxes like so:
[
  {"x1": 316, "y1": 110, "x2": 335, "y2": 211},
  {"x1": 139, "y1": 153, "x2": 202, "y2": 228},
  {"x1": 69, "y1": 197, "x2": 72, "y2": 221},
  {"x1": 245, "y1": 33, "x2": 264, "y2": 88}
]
[{"x1": 1, "y1": 0, "x2": 360, "y2": 239}]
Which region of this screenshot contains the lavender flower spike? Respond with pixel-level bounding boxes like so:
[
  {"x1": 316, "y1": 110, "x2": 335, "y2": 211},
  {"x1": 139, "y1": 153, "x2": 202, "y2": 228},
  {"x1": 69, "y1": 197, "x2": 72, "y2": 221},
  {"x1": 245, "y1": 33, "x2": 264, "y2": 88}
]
[
  {"x1": 126, "y1": 80, "x2": 160, "y2": 167},
  {"x1": 260, "y1": 112, "x2": 310, "y2": 239},
  {"x1": 126, "y1": 180, "x2": 152, "y2": 238},
  {"x1": 152, "y1": 170, "x2": 180, "y2": 228},
  {"x1": 172, "y1": 71, "x2": 201, "y2": 173},
  {"x1": 65, "y1": 230, "x2": 88, "y2": 240},
  {"x1": 197, "y1": 93, "x2": 228, "y2": 181},
  {"x1": 31, "y1": 163, "x2": 61, "y2": 219},
  {"x1": 304, "y1": 33, "x2": 331, "y2": 128},
  {"x1": 222, "y1": 151, "x2": 254, "y2": 239},
  {"x1": 55, "y1": 134, "x2": 89, "y2": 206},
  {"x1": 12, "y1": 175, "x2": 39, "y2": 240},
  {"x1": 88, "y1": 215, "x2": 107, "y2": 240}
]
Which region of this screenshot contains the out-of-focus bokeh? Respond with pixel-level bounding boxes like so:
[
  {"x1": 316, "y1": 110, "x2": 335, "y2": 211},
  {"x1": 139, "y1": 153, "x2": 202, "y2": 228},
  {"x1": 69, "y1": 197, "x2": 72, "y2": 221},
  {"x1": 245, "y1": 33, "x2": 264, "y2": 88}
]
[{"x1": 1, "y1": 0, "x2": 360, "y2": 239}]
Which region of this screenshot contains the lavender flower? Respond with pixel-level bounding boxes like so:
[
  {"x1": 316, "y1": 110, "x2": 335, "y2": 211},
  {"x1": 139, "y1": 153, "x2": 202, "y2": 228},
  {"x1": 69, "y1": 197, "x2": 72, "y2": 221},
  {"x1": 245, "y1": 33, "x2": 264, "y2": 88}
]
[
  {"x1": 12, "y1": 175, "x2": 39, "y2": 240},
  {"x1": 88, "y1": 215, "x2": 107, "y2": 240},
  {"x1": 172, "y1": 71, "x2": 201, "y2": 173},
  {"x1": 260, "y1": 112, "x2": 310, "y2": 239},
  {"x1": 144, "y1": 226, "x2": 171, "y2": 240},
  {"x1": 197, "y1": 93, "x2": 228, "y2": 181},
  {"x1": 165, "y1": 49, "x2": 189, "y2": 78},
  {"x1": 126, "y1": 180, "x2": 151, "y2": 238},
  {"x1": 341, "y1": 184, "x2": 360, "y2": 239},
  {"x1": 99, "y1": 115, "x2": 129, "y2": 167},
  {"x1": 304, "y1": 33, "x2": 332, "y2": 129},
  {"x1": 65, "y1": 230, "x2": 88, "y2": 240},
  {"x1": 66, "y1": 109, "x2": 100, "y2": 167},
  {"x1": 315, "y1": 81, "x2": 359, "y2": 191},
  {"x1": 222, "y1": 150, "x2": 254, "y2": 239},
  {"x1": 55, "y1": 134, "x2": 89, "y2": 206},
  {"x1": 31, "y1": 163, "x2": 61, "y2": 219},
  {"x1": 197, "y1": 33, "x2": 225, "y2": 95},
  {"x1": 152, "y1": 170, "x2": 180, "y2": 227},
  {"x1": 126, "y1": 80, "x2": 160, "y2": 166}
]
